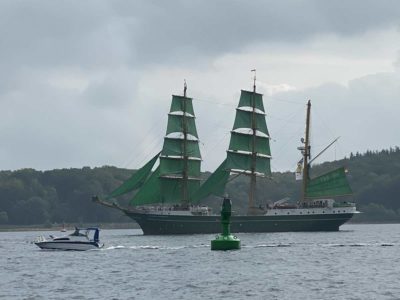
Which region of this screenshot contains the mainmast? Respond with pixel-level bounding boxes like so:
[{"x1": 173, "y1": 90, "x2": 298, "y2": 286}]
[
  {"x1": 248, "y1": 69, "x2": 257, "y2": 213},
  {"x1": 182, "y1": 80, "x2": 189, "y2": 208},
  {"x1": 301, "y1": 100, "x2": 311, "y2": 202},
  {"x1": 225, "y1": 71, "x2": 271, "y2": 215}
]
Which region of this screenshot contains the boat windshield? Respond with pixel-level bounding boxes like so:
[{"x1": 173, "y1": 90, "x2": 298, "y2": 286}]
[{"x1": 70, "y1": 228, "x2": 86, "y2": 237}]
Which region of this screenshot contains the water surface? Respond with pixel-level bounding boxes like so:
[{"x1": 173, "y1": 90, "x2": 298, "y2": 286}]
[{"x1": 1, "y1": 224, "x2": 400, "y2": 299}]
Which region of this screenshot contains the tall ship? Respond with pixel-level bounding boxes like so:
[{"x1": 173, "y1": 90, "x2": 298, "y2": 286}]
[{"x1": 94, "y1": 78, "x2": 358, "y2": 235}]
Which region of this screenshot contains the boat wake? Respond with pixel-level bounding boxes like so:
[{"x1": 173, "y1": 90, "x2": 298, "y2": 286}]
[
  {"x1": 252, "y1": 244, "x2": 292, "y2": 248},
  {"x1": 100, "y1": 244, "x2": 207, "y2": 251},
  {"x1": 322, "y1": 243, "x2": 394, "y2": 247},
  {"x1": 98, "y1": 242, "x2": 395, "y2": 251}
]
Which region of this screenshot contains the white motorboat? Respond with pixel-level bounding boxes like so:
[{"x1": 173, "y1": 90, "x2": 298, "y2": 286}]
[{"x1": 34, "y1": 227, "x2": 103, "y2": 251}]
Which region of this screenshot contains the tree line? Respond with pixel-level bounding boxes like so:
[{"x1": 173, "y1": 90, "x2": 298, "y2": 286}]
[{"x1": 1, "y1": 147, "x2": 400, "y2": 226}]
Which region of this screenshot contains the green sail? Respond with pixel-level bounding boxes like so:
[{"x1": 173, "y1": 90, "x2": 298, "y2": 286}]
[
  {"x1": 233, "y1": 109, "x2": 269, "y2": 136},
  {"x1": 166, "y1": 114, "x2": 199, "y2": 138},
  {"x1": 170, "y1": 95, "x2": 194, "y2": 115},
  {"x1": 305, "y1": 167, "x2": 353, "y2": 199},
  {"x1": 130, "y1": 166, "x2": 161, "y2": 205},
  {"x1": 107, "y1": 152, "x2": 160, "y2": 199},
  {"x1": 225, "y1": 89, "x2": 271, "y2": 176},
  {"x1": 159, "y1": 157, "x2": 201, "y2": 178},
  {"x1": 229, "y1": 131, "x2": 271, "y2": 156},
  {"x1": 162, "y1": 137, "x2": 201, "y2": 158},
  {"x1": 160, "y1": 177, "x2": 200, "y2": 203},
  {"x1": 191, "y1": 159, "x2": 230, "y2": 203},
  {"x1": 130, "y1": 93, "x2": 202, "y2": 206},
  {"x1": 226, "y1": 151, "x2": 271, "y2": 176},
  {"x1": 130, "y1": 167, "x2": 201, "y2": 205},
  {"x1": 238, "y1": 90, "x2": 265, "y2": 112}
]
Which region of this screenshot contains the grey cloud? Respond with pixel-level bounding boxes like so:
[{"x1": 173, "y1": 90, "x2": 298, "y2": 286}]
[
  {"x1": 0, "y1": 1, "x2": 399, "y2": 170},
  {"x1": 116, "y1": 0, "x2": 400, "y2": 65},
  {"x1": 82, "y1": 69, "x2": 139, "y2": 108},
  {"x1": 0, "y1": 79, "x2": 137, "y2": 170},
  {"x1": 394, "y1": 51, "x2": 400, "y2": 70},
  {"x1": 1, "y1": 0, "x2": 399, "y2": 72},
  {"x1": 0, "y1": 1, "x2": 128, "y2": 72},
  {"x1": 265, "y1": 70, "x2": 400, "y2": 170}
]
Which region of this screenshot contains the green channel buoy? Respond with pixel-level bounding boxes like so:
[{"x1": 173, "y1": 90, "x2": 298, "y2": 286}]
[{"x1": 211, "y1": 197, "x2": 241, "y2": 251}]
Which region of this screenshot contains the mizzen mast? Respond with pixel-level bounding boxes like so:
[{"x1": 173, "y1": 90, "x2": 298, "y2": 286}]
[{"x1": 301, "y1": 100, "x2": 311, "y2": 203}]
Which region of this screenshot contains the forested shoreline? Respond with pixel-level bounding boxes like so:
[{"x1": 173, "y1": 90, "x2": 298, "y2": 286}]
[{"x1": 1, "y1": 147, "x2": 400, "y2": 226}]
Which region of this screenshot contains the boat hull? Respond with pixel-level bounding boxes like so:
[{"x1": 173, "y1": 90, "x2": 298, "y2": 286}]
[
  {"x1": 35, "y1": 241, "x2": 102, "y2": 251},
  {"x1": 124, "y1": 210, "x2": 355, "y2": 235}
]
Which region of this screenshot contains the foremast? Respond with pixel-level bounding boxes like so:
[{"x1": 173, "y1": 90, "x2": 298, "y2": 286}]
[
  {"x1": 98, "y1": 83, "x2": 202, "y2": 208},
  {"x1": 158, "y1": 82, "x2": 202, "y2": 208}
]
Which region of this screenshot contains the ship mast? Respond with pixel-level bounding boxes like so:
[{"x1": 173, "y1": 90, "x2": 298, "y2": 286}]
[
  {"x1": 248, "y1": 69, "x2": 257, "y2": 214},
  {"x1": 182, "y1": 80, "x2": 189, "y2": 208},
  {"x1": 301, "y1": 100, "x2": 311, "y2": 203}
]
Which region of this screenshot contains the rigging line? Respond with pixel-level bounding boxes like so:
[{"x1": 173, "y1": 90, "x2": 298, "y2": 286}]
[
  {"x1": 268, "y1": 114, "x2": 304, "y2": 123},
  {"x1": 199, "y1": 113, "x2": 234, "y2": 158},
  {"x1": 270, "y1": 105, "x2": 305, "y2": 138},
  {"x1": 273, "y1": 126, "x2": 305, "y2": 162},
  {"x1": 313, "y1": 106, "x2": 336, "y2": 140},
  {"x1": 194, "y1": 94, "x2": 304, "y2": 107},
  {"x1": 192, "y1": 97, "x2": 236, "y2": 108},
  {"x1": 124, "y1": 127, "x2": 163, "y2": 169},
  {"x1": 137, "y1": 135, "x2": 164, "y2": 165},
  {"x1": 309, "y1": 137, "x2": 340, "y2": 165},
  {"x1": 120, "y1": 117, "x2": 161, "y2": 166},
  {"x1": 193, "y1": 96, "x2": 304, "y2": 125},
  {"x1": 267, "y1": 96, "x2": 304, "y2": 105},
  {"x1": 226, "y1": 173, "x2": 242, "y2": 183},
  {"x1": 312, "y1": 105, "x2": 346, "y2": 159},
  {"x1": 201, "y1": 130, "x2": 231, "y2": 161},
  {"x1": 138, "y1": 140, "x2": 163, "y2": 167},
  {"x1": 121, "y1": 121, "x2": 162, "y2": 169}
]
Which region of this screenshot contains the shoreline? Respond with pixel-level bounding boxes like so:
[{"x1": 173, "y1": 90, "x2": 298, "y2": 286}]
[{"x1": 0, "y1": 222, "x2": 141, "y2": 232}]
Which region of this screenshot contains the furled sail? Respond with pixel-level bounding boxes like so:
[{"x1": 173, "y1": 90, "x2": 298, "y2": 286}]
[
  {"x1": 305, "y1": 167, "x2": 353, "y2": 199},
  {"x1": 226, "y1": 90, "x2": 271, "y2": 176},
  {"x1": 106, "y1": 152, "x2": 160, "y2": 199}
]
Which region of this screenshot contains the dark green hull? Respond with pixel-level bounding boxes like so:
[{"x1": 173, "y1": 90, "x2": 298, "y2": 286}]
[{"x1": 124, "y1": 211, "x2": 354, "y2": 235}]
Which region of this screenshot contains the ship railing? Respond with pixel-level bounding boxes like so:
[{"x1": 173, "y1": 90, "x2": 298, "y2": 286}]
[
  {"x1": 333, "y1": 201, "x2": 356, "y2": 208},
  {"x1": 190, "y1": 205, "x2": 211, "y2": 216}
]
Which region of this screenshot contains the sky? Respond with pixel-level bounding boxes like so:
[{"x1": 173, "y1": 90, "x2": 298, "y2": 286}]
[{"x1": 1, "y1": 0, "x2": 400, "y2": 172}]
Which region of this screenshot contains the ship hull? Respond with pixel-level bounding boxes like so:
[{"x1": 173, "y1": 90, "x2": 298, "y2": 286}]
[{"x1": 124, "y1": 210, "x2": 355, "y2": 235}]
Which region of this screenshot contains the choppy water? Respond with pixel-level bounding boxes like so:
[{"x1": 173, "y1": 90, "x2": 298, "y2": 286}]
[{"x1": 1, "y1": 224, "x2": 400, "y2": 300}]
